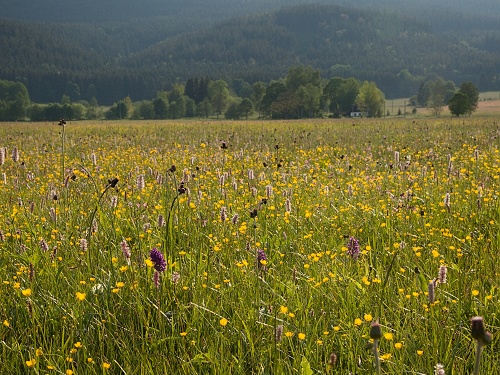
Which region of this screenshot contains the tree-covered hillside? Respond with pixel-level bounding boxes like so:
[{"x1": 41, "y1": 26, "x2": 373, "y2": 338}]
[
  {"x1": 127, "y1": 5, "x2": 499, "y2": 98},
  {"x1": 0, "y1": 3, "x2": 499, "y2": 103}
]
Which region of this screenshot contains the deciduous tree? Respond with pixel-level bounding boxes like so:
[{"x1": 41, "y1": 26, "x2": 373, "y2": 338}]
[
  {"x1": 427, "y1": 77, "x2": 447, "y2": 117},
  {"x1": 448, "y1": 91, "x2": 469, "y2": 116},
  {"x1": 261, "y1": 81, "x2": 286, "y2": 116},
  {"x1": 208, "y1": 80, "x2": 230, "y2": 119},
  {"x1": 251, "y1": 82, "x2": 266, "y2": 117},
  {"x1": 355, "y1": 81, "x2": 385, "y2": 117},
  {"x1": 0, "y1": 80, "x2": 30, "y2": 121},
  {"x1": 459, "y1": 82, "x2": 479, "y2": 115},
  {"x1": 323, "y1": 77, "x2": 361, "y2": 117},
  {"x1": 239, "y1": 98, "x2": 254, "y2": 119},
  {"x1": 153, "y1": 94, "x2": 169, "y2": 119}
]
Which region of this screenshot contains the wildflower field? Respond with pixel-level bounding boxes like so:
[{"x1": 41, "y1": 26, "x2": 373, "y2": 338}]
[{"x1": 1, "y1": 118, "x2": 499, "y2": 374}]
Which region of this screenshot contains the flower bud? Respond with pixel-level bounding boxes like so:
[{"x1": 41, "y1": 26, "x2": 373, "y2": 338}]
[
  {"x1": 471, "y1": 316, "x2": 486, "y2": 341},
  {"x1": 370, "y1": 321, "x2": 382, "y2": 340}
]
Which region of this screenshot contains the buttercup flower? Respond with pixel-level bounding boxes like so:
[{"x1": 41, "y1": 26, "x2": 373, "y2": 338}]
[{"x1": 75, "y1": 292, "x2": 86, "y2": 301}]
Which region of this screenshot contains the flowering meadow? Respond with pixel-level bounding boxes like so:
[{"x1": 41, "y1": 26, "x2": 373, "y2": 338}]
[{"x1": 0, "y1": 118, "x2": 499, "y2": 374}]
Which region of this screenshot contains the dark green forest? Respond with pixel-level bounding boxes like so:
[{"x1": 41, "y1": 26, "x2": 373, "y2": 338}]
[{"x1": 1, "y1": 1, "x2": 499, "y2": 105}]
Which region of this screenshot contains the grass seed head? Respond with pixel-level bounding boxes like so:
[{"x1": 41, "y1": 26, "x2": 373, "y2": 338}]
[
  {"x1": 12, "y1": 147, "x2": 19, "y2": 163},
  {"x1": 370, "y1": 321, "x2": 382, "y2": 340},
  {"x1": 438, "y1": 265, "x2": 447, "y2": 284},
  {"x1": 428, "y1": 280, "x2": 436, "y2": 303},
  {"x1": 471, "y1": 316, "x2": 486, "y2": 341},
  {"x1": 275, "y1": 324, "x2": 284, "y2": 342}
]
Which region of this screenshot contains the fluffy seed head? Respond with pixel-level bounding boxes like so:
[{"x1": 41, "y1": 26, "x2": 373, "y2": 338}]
[
  {"x1": 444, "y1": 193, "x2": 450, "y2": 208},
  {"x1": 137, "y1": 175, "x2": 145, "y2": 190},
  {"x1": 265, "y1": 184, "x2": 273, "y2": 198},
  {"x1": 275, "y1": 324, "x2": 284, "y2": 341},
  {"x1": 231, "y1": 213, "x2": 239, "y2": 225},
  {"x1": 220, "y1": 207, "x2": 227, "y2": 222},
  {"x1": 12, "y1": 147, "x2": 19, "y2": 163},
  {"x1": 438, "y1": 265, "x2": 447, "y2": 284},
  {"x1": 434, "y1": 363, "x2": 445, "y2": 375},
  {"x1": 428, "y1": 280, "x2": 436, "y2": 303},
  {"x1": 80, "y1": 239, "x2": 88, "y2": 252}
]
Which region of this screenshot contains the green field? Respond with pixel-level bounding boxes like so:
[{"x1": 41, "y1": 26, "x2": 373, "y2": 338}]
[
  {"x1": 385, "y1": 92, "x2": 500, "y2": 118},
  {"x1": 0, "y1": 118, "x2": 499, "y2": 374},
  {"x1": 479, "y1": 92, "x2": 500, "y2": 101}
]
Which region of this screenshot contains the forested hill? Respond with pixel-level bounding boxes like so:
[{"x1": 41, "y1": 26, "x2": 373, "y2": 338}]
[
  {"x1": 125, "y1": 5, "x2": 500, "y2": 97},
  {"x1": 1, "y1": 3, "x2": 499, "y2": 104}
]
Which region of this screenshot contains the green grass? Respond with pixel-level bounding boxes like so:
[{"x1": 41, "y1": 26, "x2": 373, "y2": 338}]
[{"x1": 0, "y1": 118, "x2": 498, "y2": 374}]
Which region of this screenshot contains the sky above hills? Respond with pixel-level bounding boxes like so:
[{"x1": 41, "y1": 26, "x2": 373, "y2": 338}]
[{"x1": 1, "y1": 0, "x2": 499, "y2": 24}]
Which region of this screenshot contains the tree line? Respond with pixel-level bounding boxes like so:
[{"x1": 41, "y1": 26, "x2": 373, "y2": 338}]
[
  {"x1": 0, "y1": 66, "x2": 385, "y2": 121},
  {"x1": 0, "y1": 67, "x2": 480, "y2": 121},
  {"x1": 410, "y1": 77, "x2": 479, "y2": 117}
]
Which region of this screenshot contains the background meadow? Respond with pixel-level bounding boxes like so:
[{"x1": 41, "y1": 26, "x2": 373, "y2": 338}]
[{"x1": 0, "y1": 118, "x2": 499, "y2": 374}]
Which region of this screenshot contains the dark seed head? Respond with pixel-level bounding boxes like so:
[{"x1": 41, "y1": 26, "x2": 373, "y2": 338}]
[
  {"x1": 369, "y1": 321, "x2": 382, "y2": 340},
  {"x1": 329, "y1": 352, "x2": 337, "y2": 367},
  {"x1": 471, "y1": 316, "x2": 486, "y2": 341},
  {"x1": 108, "y1": 178, "x2": 119, "y2": 188}
]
